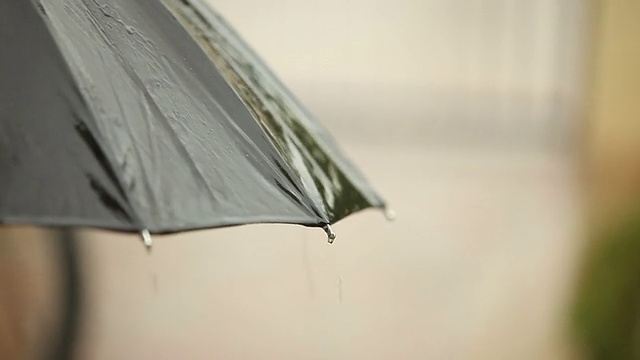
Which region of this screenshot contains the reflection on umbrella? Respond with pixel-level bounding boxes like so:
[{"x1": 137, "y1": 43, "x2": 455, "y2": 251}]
[{"x1": 0, "y1": 0, "x2": 389, "y2": 247}]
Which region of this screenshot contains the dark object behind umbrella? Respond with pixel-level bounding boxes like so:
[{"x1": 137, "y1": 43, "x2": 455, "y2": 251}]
[{"x1": 0, "y1": 0, "x2": 385, "y2": 235}]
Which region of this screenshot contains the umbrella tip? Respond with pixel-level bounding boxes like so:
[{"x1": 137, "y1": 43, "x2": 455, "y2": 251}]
[
  {"x1": 384, "y1": 207, "x2": 396, "y2": 221},
  {"x1": 141, "y1": 229, "x2": 153, "y2": 250},
  {"x1": 323, "y1": 224, "x2": 336, "y2": 244}
]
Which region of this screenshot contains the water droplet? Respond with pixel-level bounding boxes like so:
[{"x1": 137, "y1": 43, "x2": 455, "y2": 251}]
[
  {"x1": 98, "y1": 5, "x2": 116, "y2": 19},
  {"x1": 36, "y1": 3, "x2": 47, "y2": 16},
  {"x1": 323, "y1": 225, "x2": 336, "y2": 244},
  {"x1": 141, "y1": 229, "x2": 152, "y2": 250},
  {"x1": 125, "y1": 25, "x2": 135, "y2": 34},
  {"x1": 152, "y1": 274, "x2": 158, "y2": 294}
]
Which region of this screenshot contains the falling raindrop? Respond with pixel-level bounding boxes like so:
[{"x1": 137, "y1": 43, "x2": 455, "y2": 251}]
[
  {"x1": 152, "y1": 273, "x2": 158, "y2": 294},
  {"x1": 323, "y1": 224, "x2": 336, "y2": 244}
]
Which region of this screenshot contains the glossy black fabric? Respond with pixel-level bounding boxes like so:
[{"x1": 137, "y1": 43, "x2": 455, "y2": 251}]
[{"x1": 0, "y1": 0, "x2": 385, "y2": 234}]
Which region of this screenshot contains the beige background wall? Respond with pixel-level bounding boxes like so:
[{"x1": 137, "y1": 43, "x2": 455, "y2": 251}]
[{"x1": 208, "y1": 0, "x2": 589, "y2": 150}]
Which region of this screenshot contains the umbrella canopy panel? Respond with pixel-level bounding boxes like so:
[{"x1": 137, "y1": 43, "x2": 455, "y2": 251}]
[
  {"x1": 0, "y1": 0, "x2": 385, "y2": 234},
  {"x1": 0, "y1": 0, "x2": 137, "y2": 230},
  {"x1": 161, "y1": 0, "x2": 385, "y2": 222}
]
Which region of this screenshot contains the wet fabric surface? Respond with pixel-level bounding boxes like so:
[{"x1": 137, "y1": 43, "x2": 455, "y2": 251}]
[{"x1": 0, "y1": 0, "x2": 384, "y2": 233}]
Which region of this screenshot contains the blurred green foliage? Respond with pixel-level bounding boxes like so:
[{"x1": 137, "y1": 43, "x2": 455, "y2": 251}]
[{"x1": 574, "y1": 208, "x2": 640, "y2": 359}]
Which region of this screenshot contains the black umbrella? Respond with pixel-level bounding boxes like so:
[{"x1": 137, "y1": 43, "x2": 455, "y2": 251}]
[{"x1": 0, "y1": 0, "x2": 388, "y2": 246}]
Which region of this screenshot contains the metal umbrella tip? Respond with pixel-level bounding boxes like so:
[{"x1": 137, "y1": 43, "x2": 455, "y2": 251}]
[
  {"x1": 384, "y1": 207, "x2": 396, "y2": 221},
  {"x1": 323, "y1": 224, "x2": 336, "y2": 244},
  {"x1": 141, "y1": 229, "x2": 153, "y2": 249}
]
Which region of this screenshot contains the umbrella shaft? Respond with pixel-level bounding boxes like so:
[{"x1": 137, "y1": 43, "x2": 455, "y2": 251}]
[{"x1": 51, "y1": 229, "x2": 82, "y2": 360}]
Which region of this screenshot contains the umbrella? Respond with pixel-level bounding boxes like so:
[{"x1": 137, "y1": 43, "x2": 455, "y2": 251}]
[{"x1": 0, "y1": 0, "x2": 389, "y2": 247}]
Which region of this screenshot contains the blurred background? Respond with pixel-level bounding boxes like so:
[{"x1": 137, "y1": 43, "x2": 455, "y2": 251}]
[{"x1": 2, "y1": 0, "x2": 640, "y2": 358}]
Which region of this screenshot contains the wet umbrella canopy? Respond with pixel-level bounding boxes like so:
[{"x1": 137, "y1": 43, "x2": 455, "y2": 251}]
[{"x1": 0, "y1": 0, "x2": 387, "y2": 244}]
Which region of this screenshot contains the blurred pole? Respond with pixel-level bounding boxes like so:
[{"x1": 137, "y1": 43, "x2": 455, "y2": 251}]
[{"x1": 51, "y1": 229, "x2": 82, "y2": 360}]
